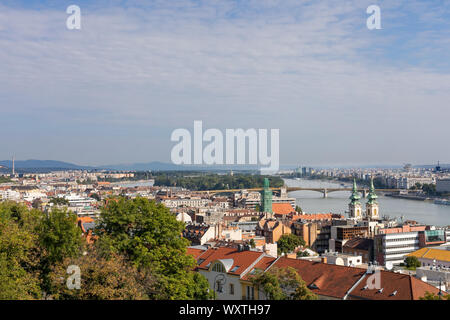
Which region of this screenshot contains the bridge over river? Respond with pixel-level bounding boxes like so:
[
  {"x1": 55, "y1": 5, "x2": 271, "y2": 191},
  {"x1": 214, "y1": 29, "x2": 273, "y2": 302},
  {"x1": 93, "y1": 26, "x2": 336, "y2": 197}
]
[{"x1": 197, "y1": 187, "x2": 407, "y2": 198}]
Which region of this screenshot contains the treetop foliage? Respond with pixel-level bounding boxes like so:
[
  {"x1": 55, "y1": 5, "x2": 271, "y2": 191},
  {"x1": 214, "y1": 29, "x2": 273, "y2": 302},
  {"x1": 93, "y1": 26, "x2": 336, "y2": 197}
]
[
  {"x1": 250, "y1": 267, "x2": 317, "y2": 300},
  {"x1": 153, "y1": 173, "x2": 284, "y2": 191},
  {"x1": 0, "y1": 198, "x2": 213, "y2": 300}
]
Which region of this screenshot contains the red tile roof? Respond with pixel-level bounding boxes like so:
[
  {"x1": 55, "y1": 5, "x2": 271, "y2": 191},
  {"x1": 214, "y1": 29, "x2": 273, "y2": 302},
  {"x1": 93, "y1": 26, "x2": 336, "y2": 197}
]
[
  {"x1": 196, "y1": 247, "x2": 264, "y2": 276},
  {"x1": 272, "y1": 203, "x2": 295, "y2": 215},
  {"x1": 290, "y1": 213, "x2": 344, "y2": 221},
  {"x1": 347, "y1": 270, "x2": 442, "y2": 300},
  {"x1": 270, "y1": 257, "x2": 366, "y2": 299},
  {"x1": 186, "y1": 248, "x2": 206, "y2": 259},
  {"x1": 242, "y1": 256, "x2": 276, "y2": 281}
]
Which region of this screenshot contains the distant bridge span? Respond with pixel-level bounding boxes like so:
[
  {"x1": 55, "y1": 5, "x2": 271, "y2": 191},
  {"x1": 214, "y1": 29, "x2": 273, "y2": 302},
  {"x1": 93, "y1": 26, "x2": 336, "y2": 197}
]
[{"x1": 196, "y1": 187, "x2": 405, "y2": 198}]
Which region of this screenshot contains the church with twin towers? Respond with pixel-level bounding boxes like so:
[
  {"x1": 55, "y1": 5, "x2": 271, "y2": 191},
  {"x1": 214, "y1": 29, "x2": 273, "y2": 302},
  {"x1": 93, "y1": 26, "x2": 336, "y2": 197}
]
[{"x1": 348, "y1": 179, "x2": 379, "y2": 220}]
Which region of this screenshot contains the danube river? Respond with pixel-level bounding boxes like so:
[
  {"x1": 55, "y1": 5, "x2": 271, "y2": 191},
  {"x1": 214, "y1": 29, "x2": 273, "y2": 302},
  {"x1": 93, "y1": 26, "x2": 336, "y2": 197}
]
[{"x1": 284, "y1": 178, "x2": 450, "y2": 227}]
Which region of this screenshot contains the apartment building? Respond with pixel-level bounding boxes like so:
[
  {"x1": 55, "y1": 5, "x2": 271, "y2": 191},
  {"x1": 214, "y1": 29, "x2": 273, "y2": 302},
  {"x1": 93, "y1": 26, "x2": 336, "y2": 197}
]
[
  {"x1": 374, "y1": 225, "x2": 426, "y2": 266},
  {"x1": 436, "y1": 178, "x2": 450, "y2": 193},
  {"x1": 0, "y1": 189, "x2": 20, "y2": 201},
  {"x1": 342, "y1": 237, "x2": 374, "y2": 263},
  {"x1": 161, "y1": 196, "x2": 211, "y2": 208},
  {"x1": 192, "y1": 246, "x2": 271, "y2": 300},
  {"x1": 329, "y1": 225, "x2": 369, "y2": 253},
  {"x1": 291, "y1": 220, "x2": 332, "y2": 254},
  {"x1": 397, "y1": 177, "x2": 434, "y2": 189},
  {"x1": 256, "y1": 219, "x2": 292, "y2": 244},
  {"x1": 183, "y1": 224, "x2": 218, "y2": 245}
]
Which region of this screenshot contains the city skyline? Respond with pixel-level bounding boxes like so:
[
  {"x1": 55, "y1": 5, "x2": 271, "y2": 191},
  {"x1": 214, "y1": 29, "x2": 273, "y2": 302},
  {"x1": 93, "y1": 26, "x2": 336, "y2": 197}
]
[
  {"x1": 0, "y1": 157, "x2": 448, "y2": 172},
  {"x1": 1, "y1": 0, "x2": 450, "y2": 166}
]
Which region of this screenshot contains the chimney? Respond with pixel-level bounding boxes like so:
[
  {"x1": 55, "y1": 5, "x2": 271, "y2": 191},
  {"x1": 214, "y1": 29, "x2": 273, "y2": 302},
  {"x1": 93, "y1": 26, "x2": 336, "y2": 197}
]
[{"x1": 321, "y1": 257, "x2": 327, "y2": 264}]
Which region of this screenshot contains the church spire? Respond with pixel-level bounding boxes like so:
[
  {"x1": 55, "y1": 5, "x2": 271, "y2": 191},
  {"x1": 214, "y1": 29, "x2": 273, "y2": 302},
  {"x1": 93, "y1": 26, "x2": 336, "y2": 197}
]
[
  {"x1": 261, "y1": 178, "x2": 272, "y2": 214},
  {"x1": 349, "y1": 178, "x2": 361, "y2": 204},
  {"x1": 367, "y1": 178, "x2": 378, "y2": 205},
  {"x1": 348, "y1": 179, "x2": 362, "y2": 220}
]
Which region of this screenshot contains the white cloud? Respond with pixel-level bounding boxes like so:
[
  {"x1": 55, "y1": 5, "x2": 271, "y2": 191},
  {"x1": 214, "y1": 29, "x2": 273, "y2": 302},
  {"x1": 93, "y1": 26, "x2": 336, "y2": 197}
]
[{"x1": 0, "y1": 0, "x2": 449, "y2": 165}]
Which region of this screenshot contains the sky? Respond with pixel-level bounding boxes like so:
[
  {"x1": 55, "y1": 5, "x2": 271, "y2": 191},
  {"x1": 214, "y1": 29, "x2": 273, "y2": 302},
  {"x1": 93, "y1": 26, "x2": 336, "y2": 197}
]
[{"x1": 0, "y1": 0, "x2": 449, "y2": 167}]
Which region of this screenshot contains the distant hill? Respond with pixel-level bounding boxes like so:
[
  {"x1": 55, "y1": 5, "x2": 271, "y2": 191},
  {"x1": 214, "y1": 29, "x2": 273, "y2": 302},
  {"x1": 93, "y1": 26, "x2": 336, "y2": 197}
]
[
  {"x1": 0, "y1": 159, "x2": 266, "y2": 172},
  {"x1": 4, "y1": 159, "x2": 443, "y2": 173},
  {"x1": 0, "y1": 160, "x2": 93, "y2": 170}
]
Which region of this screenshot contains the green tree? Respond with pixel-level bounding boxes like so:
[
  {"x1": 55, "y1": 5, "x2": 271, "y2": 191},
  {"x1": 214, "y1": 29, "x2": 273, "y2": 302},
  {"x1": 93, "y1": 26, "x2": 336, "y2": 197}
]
[
  {"x1": 95, "y1": 197, "x2": 212, "y2": 300},
  {"x1": 420, "y1": 291, "x2": 450, "y2": 300},
  {"x1": 404, "y1": 256, "x2": 421, "y2": 270},
  {"x1": 0, "y1": 201, "x2": 42, "y2": 231},
  {"x1": 422, "y1": 183, "x2": 437, "y2": 196},
  {"x1": 250, "y1": 267, "x2": 317, "y2": 300},
  {"x1": 297, "y1": 250, "x2": 310, "y2": 257},
  {"x1": 249, "y1": 238, "x2": 256, "y2": 248},
  {"x1": 39, "y1": 208, "x2": 83, "y2": 264},
  {"x1": 49, "y1": 197, "x2": 69, "y2": 206},
  {"x1": 0, "y1": 203, "x2": 42, "y2": 299},
  {"x1": 32, "y1": 198, "x2": 43, "y2": 210},
  {"x1": 89, "y1": 193, "x2": 101, "y2": 201},
  {"x1": 277, "y1": 234, "x2": 305, "y2": 255},
  {"x1": 295, "y1": 206, "x2": 303, "y2": 214},
  {"x1": 0, "y1": 176, "x2": 12, "y2": 183},
  {"x1": 48, "y1": 247, "x2": 151, "y2": 300},
  {"x1": 38, "y1": 208, "x2": 84, "y2": 295}
]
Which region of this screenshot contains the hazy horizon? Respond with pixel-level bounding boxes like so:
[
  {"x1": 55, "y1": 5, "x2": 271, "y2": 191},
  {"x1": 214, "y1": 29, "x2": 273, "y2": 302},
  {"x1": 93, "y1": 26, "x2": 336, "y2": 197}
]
[{"x1": 0, "y1": 158, "x2": 446, "y2": 170}]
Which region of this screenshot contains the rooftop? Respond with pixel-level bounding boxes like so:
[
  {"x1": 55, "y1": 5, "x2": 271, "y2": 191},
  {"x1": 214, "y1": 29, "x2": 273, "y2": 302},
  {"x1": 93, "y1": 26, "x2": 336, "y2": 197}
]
[{"x1": 407, "y1": 247, "x2": 450, "y2": 263}]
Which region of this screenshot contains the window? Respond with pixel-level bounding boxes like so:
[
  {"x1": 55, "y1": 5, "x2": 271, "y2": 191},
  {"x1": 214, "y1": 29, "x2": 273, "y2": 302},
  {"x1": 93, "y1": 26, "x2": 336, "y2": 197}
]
[
  {"x1": 246, "y1": 286, "x2": 254, "y2": 300},
  {"x1": 249, "y1": 268, "x2": 261, "y2": 275},
  {"x1": 212, "y1": 263, "x2": 226, "y2": 273},
  {"x1": 229, "y1": 284, "x2": 234, "y2": 295},
  {"x1": 230, "y1": 265, "x2": 240, "y2": 273},
  {"x1": 216, "y1": 281, "x2": 224, "y2": 293}
]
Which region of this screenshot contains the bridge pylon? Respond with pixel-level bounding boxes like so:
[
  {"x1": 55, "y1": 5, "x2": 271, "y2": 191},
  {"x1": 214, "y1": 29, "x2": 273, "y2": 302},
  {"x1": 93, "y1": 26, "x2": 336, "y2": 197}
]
[{"x1": 323, "y1": 188, "x2": 328, "y2": 198}]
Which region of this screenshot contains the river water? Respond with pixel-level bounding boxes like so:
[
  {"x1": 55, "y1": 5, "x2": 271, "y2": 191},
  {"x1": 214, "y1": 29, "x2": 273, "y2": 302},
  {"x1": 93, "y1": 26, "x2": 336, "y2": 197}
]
[{"x1": 284, "y1": 178, "x2": 450, "y2": 227}]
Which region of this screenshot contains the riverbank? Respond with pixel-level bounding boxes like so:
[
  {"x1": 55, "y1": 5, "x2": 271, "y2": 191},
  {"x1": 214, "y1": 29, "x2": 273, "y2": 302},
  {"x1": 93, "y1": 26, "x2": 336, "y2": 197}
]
[
  {"x1": 284, "y1": 178, "x2": 450, "y2": 227},
  {"x1": 385, "y1": 193, "x2": 431, "y2": 201}
]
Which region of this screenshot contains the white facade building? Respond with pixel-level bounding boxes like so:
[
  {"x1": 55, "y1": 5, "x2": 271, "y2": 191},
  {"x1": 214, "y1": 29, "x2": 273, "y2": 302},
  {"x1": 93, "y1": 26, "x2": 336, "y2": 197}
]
[
  {"x1": 162, "y1": 197, "x2": 211, "y2": 208},
  {"x1": 321, "y1": 251, "x2": 363, "y2": 267},
  {"x1": 375, "y1": 231, "x2": 421, "y2": 266},
  {"x1": 0, "y1": 189, "x2": 21, "y2": 201}
]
